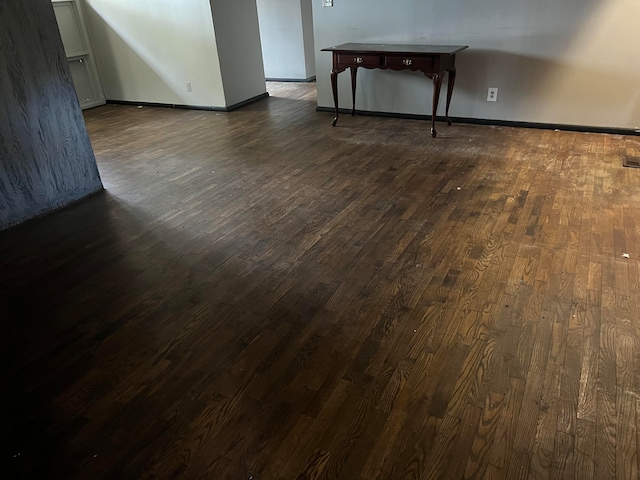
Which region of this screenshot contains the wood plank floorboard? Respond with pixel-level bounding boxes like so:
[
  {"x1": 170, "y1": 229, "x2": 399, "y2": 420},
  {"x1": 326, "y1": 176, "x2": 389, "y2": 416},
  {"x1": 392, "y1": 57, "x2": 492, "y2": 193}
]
[{"x1": 2, "y1": 82, "x2": 640, "y2": 479}]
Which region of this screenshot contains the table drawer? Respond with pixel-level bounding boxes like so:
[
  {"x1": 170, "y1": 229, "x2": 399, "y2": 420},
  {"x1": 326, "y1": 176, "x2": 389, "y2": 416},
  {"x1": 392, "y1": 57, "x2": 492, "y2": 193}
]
[
  {"x1": 337, "y1": 54, "x2": 381, "y2": 67},
  {"x1": 384, "y1": 56, "x2": 434, "y2": 69}
]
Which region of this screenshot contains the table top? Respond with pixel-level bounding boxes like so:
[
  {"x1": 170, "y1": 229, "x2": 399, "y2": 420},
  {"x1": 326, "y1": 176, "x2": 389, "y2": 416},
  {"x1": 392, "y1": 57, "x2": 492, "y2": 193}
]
[{"x1": 321, "y1": 43, "x2": 468, "y2": 55}]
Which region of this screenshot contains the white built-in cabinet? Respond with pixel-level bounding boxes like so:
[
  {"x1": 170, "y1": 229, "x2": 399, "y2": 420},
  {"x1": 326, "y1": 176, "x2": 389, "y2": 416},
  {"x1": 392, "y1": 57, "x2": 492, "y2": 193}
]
[{"x1": 52, "y1": 0, "x2": 105, "y2": 109}]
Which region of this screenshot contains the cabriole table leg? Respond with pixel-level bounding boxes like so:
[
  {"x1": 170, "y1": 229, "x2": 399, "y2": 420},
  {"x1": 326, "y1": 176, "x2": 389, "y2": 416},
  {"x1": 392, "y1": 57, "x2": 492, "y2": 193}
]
[
  {"x1": 431, "y1": 73, "x2": 442, "y2": 138},
  {"x1": 331, "y1": 69, "x2": 339, "y2": 126}
]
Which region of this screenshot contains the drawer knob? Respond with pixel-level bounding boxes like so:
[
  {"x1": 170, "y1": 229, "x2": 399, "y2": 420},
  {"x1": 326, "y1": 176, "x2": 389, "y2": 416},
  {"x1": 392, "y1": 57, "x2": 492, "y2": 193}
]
[
  {"x1": 354, "y1": 57, "x2": 364, "y2": 64},
  {"x1": 402, "y1": 58, "x2": 413, "y2": 66}
]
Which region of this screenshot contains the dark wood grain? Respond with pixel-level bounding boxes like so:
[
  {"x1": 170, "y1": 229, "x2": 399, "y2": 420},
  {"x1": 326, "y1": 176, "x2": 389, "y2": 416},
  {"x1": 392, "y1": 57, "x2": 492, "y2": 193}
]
[
  {"x1": 1, "y1": 81, "x2": 640, "y2": 479},
  {"x1": 0, "y1": 0, "x2": 102, "y2": 231}
]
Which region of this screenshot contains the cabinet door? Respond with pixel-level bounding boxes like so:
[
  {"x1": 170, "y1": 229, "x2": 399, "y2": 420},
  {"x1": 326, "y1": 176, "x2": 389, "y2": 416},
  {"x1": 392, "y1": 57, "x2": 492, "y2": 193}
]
[
  {"x1": 68, "y1": 56, "x2": 102, "y2": 107},
  {"x1": 52, "y1": 0, "x2": 105, "y2": 109}
]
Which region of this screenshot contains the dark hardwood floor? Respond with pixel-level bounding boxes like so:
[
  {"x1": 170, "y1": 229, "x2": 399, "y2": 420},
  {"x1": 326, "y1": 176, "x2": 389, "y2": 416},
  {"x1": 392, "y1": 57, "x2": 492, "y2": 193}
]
[{"x1": 2, "y1": 82, "x2": 640, "y2": 479}]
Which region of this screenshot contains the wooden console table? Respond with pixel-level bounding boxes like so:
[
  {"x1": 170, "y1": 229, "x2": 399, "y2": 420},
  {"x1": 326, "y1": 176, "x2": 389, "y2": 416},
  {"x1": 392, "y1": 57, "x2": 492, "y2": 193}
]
[{"x1": 321, "y1": 43, "x2": 468, "y2": 137}]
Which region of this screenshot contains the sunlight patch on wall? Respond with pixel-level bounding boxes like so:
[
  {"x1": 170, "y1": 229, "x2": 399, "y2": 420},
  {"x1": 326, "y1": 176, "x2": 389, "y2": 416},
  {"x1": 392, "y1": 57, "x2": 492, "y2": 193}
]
[
  {"x1": 531, "y1": 0, "x2": 640, "y2": 127},
  {"x1": 85, "y1": 0, "x2": 225, "y2": 106}
]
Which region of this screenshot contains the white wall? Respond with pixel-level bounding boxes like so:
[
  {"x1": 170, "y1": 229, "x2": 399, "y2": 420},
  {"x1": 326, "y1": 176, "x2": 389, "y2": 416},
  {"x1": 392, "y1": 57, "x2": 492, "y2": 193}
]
[
  {"x1": 257, "y1": 0, "x2": 315, "y2": 81},
  {"x1": 300, "y1": 0, "x2": 315, "y2": 79},
  {"x1": 313, "y1": 0, "x2": 640, "y2": 129},
  {"x1": 210, "y1": 0, "x2": 267, "y2": 106},
  {"x1": 257, "y1": 0, "x2": 305, "y2": 79},
  {"x1": 83, "y1": 0, "x2": 225, "y2": 107}
]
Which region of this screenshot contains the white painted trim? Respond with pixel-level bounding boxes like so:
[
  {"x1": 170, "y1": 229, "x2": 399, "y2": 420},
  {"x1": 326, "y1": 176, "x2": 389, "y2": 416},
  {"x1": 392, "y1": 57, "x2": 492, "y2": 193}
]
[{"x1": 52, "y1": 0, "x2": 106, "y2": 109}]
